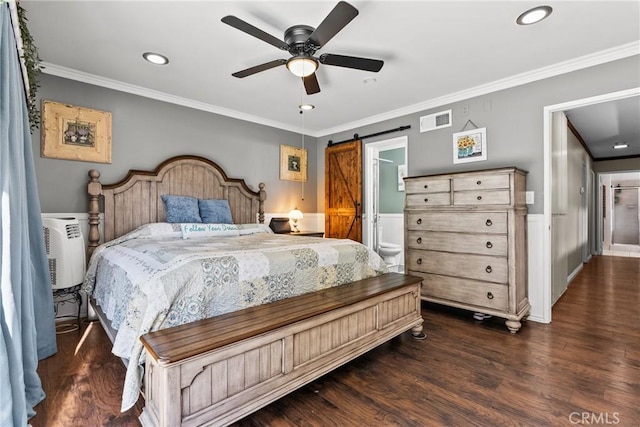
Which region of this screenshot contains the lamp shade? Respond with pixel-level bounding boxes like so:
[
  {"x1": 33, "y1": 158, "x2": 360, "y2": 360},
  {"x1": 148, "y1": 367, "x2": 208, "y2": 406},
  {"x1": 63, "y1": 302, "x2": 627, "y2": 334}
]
[
  {"x1": 286, "y1": 56, "x2": 317, "y2": 77},
  {"x1": 288, "y1": 208, "x2": 303, "y2": 220}
]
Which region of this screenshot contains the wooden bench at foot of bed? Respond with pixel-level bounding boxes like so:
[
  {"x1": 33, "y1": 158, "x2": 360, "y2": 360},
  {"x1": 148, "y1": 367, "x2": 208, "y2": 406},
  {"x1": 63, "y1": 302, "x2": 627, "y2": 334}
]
[{"x1": 139, "y1": 273, "x2": 424, "y2": 427}]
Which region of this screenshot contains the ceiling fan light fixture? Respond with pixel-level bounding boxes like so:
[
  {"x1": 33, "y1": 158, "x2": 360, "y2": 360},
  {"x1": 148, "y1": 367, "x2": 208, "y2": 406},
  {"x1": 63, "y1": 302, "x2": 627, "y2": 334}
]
[
  {"x1": 287, "y1": 56, "x2": 318, "y2": 77},
  {"x1": 516, "y1": 6, "x2": 552, "y2": 25},
  {"x1": 143, "y1": 52, "x2": 169, "y2": 65}
]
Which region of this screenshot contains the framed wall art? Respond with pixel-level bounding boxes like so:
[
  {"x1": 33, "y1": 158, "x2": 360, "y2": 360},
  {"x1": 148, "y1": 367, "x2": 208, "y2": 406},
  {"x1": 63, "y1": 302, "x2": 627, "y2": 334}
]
[
  {"x1": 280, "y1": 144, "x2": 307, "y2": 182},
  {"x1": 41, "y1": 100, "x2": 112, "y2": 163},
  {"x1": 453, "y1": 127, "x2": 487, "y2": 164}
]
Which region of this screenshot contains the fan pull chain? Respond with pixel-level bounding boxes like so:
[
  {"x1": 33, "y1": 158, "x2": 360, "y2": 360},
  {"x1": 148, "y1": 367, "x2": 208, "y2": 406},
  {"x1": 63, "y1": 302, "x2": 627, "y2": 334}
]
[{"x1": 300, "y1": 106, "x2": 305, "y2": 202}]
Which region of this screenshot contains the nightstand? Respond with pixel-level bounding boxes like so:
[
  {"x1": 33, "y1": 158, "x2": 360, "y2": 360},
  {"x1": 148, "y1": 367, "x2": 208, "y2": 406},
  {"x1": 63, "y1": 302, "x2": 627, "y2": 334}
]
[{"x1": 286, "y1": 231, "x2": 324, "y2": 237}]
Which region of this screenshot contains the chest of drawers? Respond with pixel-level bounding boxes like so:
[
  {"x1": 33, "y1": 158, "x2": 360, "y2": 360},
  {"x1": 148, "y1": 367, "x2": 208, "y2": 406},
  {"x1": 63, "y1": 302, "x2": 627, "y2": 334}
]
[{"x1": 404, "y1": 167, "x2": 529, "y2": 333}]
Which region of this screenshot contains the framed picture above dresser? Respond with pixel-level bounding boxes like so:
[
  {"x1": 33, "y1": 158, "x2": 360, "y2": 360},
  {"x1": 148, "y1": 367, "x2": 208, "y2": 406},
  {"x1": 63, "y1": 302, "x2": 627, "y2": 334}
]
[{"x1": 404, "y1": 167, "x2": 529, "y2": 333}]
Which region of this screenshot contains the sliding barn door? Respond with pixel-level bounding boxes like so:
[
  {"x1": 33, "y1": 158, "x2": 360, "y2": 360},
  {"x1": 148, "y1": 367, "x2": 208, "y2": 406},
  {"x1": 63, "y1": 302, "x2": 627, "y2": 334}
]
[{"x1": 325, "y1": 140, "x2": 362, "y2": 242}]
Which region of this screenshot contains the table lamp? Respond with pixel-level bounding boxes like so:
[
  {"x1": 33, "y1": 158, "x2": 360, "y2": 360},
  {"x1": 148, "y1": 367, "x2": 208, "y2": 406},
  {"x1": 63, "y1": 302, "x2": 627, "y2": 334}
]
[{"x1": 288, "y1": 208, "x2": 303, "y2": 232}]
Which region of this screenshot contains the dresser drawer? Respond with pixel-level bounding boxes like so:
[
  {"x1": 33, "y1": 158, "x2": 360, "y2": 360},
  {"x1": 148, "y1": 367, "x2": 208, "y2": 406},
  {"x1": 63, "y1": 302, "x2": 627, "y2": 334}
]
[
  {"x1": 411, "y1": 272, "x2": 508, "y2": 311},
  {"x1": 405, "y1": 178, "x2": 450, "y2": 194},
  {"x1": 453, "y1": 173, "x2": 510, "y2": 191},
  {"x1": 406, "y1": 212, "x2": 507, "y2": 234},
  {"x1": 453, "y1": 189, "x2": 511, "y2": 206},
  {"x1": 406, "y1": 192, "x2": 450, "y2": 207},
  {"x1": 407, "y1": 250, "x2": 508, "y2": 283},
  {"x1": 407, "y1": 231, "x2": 508, "y2": 256}
]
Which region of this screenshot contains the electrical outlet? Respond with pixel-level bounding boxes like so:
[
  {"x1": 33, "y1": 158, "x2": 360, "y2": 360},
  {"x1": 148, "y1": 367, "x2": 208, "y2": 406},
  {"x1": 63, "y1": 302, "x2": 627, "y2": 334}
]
[
  {"x1": 526, "y1": 191, "x2": 534, "y2": 204},
  {"x1": 462, "y1": 104, "x2": 469, "y2": 116}
]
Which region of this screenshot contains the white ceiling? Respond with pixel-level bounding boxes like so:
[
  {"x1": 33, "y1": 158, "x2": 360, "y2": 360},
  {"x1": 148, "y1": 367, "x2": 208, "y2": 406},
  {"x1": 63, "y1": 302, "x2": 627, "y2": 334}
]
[{"x1": 21, "y1": 1, "x2": 640, "y2": 158}]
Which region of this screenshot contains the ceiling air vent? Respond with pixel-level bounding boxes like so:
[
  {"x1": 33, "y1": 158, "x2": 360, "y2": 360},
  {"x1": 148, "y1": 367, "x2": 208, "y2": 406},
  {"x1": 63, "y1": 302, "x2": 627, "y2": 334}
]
[{"x1": 420, "y1": 110, "x2": 452, "y2": 133}]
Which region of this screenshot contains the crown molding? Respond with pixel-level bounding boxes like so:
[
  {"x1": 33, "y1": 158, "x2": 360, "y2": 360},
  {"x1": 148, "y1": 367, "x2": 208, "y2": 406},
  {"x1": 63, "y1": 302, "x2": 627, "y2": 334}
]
[
  {"x1": 39, "y1": 63, "x2": 307, "y2": 135},
  {"x1": 41, "y1": 41, "x2": 639, "y2": 139},
  {"x1": 318, "y1": 41, "x2": 640, "y2": 137}
]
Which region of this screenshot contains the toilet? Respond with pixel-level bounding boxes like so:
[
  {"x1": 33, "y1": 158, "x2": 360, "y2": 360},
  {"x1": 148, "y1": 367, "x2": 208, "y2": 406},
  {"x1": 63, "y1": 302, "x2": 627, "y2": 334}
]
[{"x1": 376, "y1": 227, "x2": 402, "y2": 272}]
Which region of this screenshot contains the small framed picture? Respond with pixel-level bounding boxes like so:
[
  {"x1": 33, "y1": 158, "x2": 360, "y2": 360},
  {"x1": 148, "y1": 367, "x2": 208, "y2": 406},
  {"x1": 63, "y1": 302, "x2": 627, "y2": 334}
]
[
  {"x1": 41, "y1": 100, "x2": 112, "y2": 163},
  {"x1": 280, "y1": 144, "x2": 307, "y2": 182},
  {"x1": 453, "y1": 127, "x2": 487, "y2": 164}
]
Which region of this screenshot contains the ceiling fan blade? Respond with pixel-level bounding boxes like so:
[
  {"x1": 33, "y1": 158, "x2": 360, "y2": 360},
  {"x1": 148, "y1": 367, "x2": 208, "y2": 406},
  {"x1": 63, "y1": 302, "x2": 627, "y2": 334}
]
[
  {"x1": 232, "y1": 59, "x2": 287, "y2": 78},
  {"x1": 307, "y1": 1, "x2": 358, "y2": 48},
  {"x1": 303, "y1": 73, "x2": 321, "y2": 95},
  {"x1": 222, "y1": 15, "x2": 289, "y2": 51},
  {"x1": 319, "y1": 53, "x2": 383, "y2": 72}
]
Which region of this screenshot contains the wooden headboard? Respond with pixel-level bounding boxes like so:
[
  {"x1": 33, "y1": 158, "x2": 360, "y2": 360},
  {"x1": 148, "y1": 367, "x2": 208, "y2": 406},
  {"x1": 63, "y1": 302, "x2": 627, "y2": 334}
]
[{"x1": 87, "y1": 155, "x2": 266, "y2": 258}]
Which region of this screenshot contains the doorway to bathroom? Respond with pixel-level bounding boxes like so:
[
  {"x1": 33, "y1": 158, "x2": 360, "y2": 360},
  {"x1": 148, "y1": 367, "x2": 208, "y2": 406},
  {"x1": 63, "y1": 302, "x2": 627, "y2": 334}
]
[
  {"x1": 599, "y1": 171, "x2": 640, "y2": 256},
  {"x1": 364, "y1": 136, "x2": 408, "y2": 272}
]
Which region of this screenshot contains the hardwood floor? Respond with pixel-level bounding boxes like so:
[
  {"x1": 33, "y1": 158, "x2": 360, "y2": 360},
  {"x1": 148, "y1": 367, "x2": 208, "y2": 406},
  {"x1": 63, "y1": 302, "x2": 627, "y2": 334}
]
[{"x1": 30, "y1": 255, "x2": 639, "y2": 427}]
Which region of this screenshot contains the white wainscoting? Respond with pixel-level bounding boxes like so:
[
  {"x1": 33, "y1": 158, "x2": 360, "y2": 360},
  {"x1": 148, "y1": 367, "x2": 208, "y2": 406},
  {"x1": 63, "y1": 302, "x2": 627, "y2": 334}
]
[
  {"x1": 527, "y1": 214, "x2": 545, "y2": 323},
  {"x1": 44, "y1": 212, "x2": 544, "y2": 324}
]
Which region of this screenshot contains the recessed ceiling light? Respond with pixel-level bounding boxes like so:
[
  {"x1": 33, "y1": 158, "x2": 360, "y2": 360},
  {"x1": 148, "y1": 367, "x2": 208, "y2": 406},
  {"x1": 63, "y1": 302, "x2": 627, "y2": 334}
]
[
  {"x1": 363, "y1": 77, "x2": 377, "y2": 85},
  {"x1": 516, "y1": 6, "x2": 553, "y2": 25},
  {"x1": 613, "y1": 143, "x2": 629, "y2": 149},
  {"x1": 143, "y1": 52, "x2": 169, "y2": 65},
  {"x1": 299, "y1": 104, "x2": 315, "y2": 111}
]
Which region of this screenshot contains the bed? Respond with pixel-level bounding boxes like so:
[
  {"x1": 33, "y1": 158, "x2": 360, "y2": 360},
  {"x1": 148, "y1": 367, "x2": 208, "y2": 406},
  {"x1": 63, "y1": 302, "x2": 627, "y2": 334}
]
[{"x1": 83, "y1": 155, "x2": 424, "y2": 426}]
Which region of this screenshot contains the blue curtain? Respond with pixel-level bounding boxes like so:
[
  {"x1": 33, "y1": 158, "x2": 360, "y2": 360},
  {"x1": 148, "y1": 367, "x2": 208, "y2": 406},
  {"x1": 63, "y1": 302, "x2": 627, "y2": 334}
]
[{"x1": 1, "y1": 4, "x2": 57, "y2": 426}]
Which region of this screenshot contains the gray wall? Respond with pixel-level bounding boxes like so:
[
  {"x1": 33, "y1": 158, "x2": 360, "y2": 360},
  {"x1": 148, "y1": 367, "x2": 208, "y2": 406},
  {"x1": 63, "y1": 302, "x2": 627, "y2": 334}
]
[
  {"x1": 593, "y1": 157, "x2": 640, "y2": 173},
  {"x1": 33, "y1": 74, "x2": 318, "y2": 215},
  {"x1": 317, "y1": 56, "x2": 640, "y2": 215}
]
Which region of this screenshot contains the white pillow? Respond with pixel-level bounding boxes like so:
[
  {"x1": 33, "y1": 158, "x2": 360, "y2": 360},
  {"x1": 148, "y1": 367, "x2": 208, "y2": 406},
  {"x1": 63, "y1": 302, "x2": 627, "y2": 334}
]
[
  {"x1": 180, "y1": 223, "x2": 240, "y2": 239},
  {"x1": 237, "y1": 223, "x2": 274, "y2": 235}
]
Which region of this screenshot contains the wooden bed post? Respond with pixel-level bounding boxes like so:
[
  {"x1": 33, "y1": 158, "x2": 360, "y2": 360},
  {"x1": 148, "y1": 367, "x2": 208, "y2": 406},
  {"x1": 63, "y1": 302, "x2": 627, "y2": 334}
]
[
  {"x1": 87, "y1": 169, "x2": 103, "y2": 260},
  {"x1": 258, "y1": 182, "x2": 266, "y2": 224}
]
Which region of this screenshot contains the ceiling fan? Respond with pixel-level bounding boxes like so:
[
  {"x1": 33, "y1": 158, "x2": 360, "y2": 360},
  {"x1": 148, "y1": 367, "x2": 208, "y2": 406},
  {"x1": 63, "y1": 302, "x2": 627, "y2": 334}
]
[{"x1": 221, "y1": 1, "x2": 384, "y2": 95}]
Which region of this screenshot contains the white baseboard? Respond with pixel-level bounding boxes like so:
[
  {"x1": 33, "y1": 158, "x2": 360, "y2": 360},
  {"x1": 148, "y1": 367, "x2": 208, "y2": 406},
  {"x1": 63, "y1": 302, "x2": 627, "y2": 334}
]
[{"x1": 567, "y1": 263, "x2": 584, "y2": 284}]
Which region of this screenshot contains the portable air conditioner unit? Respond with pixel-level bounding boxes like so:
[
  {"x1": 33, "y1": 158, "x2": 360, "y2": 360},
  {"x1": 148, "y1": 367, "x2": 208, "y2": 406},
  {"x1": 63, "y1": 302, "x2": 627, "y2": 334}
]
[{"x1": 42, "y1": 217, "x2": 86, "y2": 290}]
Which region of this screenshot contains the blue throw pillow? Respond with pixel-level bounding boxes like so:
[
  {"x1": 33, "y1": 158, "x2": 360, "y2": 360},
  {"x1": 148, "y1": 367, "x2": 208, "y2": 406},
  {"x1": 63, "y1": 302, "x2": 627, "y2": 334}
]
[
  {"x1": 199, "y1": 199, "x2": 233, "y2": 224},
  {"x1": 161, "y1": 195, "x2": 202, "y2": 223}
]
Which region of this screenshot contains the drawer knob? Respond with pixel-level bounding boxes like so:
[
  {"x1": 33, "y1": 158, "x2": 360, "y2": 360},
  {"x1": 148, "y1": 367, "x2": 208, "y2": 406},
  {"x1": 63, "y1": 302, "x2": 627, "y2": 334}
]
[
  {"x1": 424, "y1": 198, "x2": 429, "y2": 202},
  {"x1": 417, "y1": 258, "x2": 423, "y2": 265},
  {"x1": 485, "y1": 265, "x2": 493, "y2": 273},
  {"x1": 417, "y1": 237, "x2": 422, "y2": 244},
  {"x1": 485, "y1": 219, "x2": 493, "y2": 226},
  {"x1": 417, "y1": 218, "x2": 422, "y2": 225},
  {"x1": 477, "y1": 196, "x2": 482, "y2": 201},
  {"x1": 486, "y1": 241, "x2": 493, "y2": 249},
  {"x1": 487, "y1": 292, "x2": 494, "y2": 300},
  {"x1": 424, "y1": 184, "x2": 428, "y2": 189},
  {"x1": 477, "y1": 180, "x2": 482, "y2": 185}
]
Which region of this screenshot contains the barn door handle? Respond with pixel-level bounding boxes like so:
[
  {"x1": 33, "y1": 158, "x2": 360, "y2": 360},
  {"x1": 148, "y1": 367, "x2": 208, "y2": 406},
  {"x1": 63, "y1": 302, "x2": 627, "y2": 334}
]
[{"x1": 355, "y1": 201, "x2": 361, "y2": 220}]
